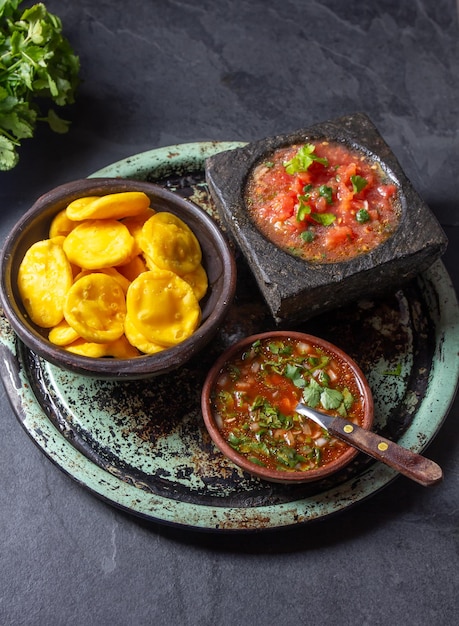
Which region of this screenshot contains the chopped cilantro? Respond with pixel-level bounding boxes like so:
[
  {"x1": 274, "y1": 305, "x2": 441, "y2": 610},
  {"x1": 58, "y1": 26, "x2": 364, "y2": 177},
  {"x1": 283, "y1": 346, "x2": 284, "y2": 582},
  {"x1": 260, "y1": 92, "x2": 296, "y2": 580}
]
[
  {"x1": 296, "y1": 200, "x2": 311, "y2": 222},
  {"x1": 316, "y1": 369, "x2": 331, "y2": 386},
  {"x1": 356, "y1": 208, "x2": 370, "y2": 223},
  {"x1": 351, "y1": 175, "x2": 368, "y2": 194},
  {"x1": 310, "y1": 212, "x2": 336, "y2": 226},
  {"x1": 318, "y1": 185, "x2": 333, "y2": 204},
  {"x1": 228, "y1": 364, "x2": 240, "y2": 381},
  {"x1": 268, "y1": 342, "x2": 292, "y2": 356},
  {"x1": 382, "y1": 363, "x2": 402, "y2": 376},
  {"x1": 320, "y1": 387, "x2": 343, "y2": 410},
  {"x1": 300, "y1": 229, "x2": 315, "y2": 243},
  {"x1": 342, "y1": 388, "x2": 354, "y2": 411},
  {"x1": 248, "y1": 456, "x2": 267, "y2": 467},
  {"x1": 302, "y1": 379, "x2": 322, "y2": 408},
  {"x1": 284, "y1": 143, "x2": 328, "y2": 175},
  {"x1": 0, "y1": 0, "x2": 80, "y2": 170},
  {"x1": 285, "y1": 364, "x2": 306, "y2": 388}
]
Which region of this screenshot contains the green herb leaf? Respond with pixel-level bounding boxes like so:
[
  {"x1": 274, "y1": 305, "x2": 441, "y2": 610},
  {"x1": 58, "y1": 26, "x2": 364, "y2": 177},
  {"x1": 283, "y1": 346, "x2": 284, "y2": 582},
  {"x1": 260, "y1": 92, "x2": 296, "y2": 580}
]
[
  {"x1": 41, "y1": 108, "x2": 70, "y2": 133},
  {"x1": 300, "y1": 229, "x2": 315, "y2": 243},
  {"x1": 302, "y1": 379, "x2": 322, "y2": 408},
  {"x1": 0, "y1": 134, "x2": 19, "y2": 169},
  {"x1": 342, "y1": 388, "x2": 354, "y2": 410},
  {"x1": 351, "y1": 175, "x2": 368, "y2": 194},
  {"x1": 296, "y1": 200, "x2": 311, "y2": 222},
  {"x1": 268, "y1": 341, "x2": 292, "y2": 356},
  {"x1": 382, "y1": 363, "x2": 402, "y2": 376},
  {"x1": 227, "y1": 364, "x2": 240, "y2": 381},
  {"x1": 310, "y1": 212, "x2": 336, "y2": 226},
  {"x1": 284, "y1": 143, "x2": 328, "y2": 175},
  {"x1": 316, "y1": 369, "x2": 330, "y2": 386},
  {"x1": 337, "y1": 388, "x2": 355, "y2": 416},
  {"x1": 0, "y1": 0, "x2": 80, "y2": 170},
  {"x1": 285, "y1": 364, "x2": 306, "y2": 388},
  {"x1": 320, "y1": 387, "x2": 343, "y2": 410},
  {"x1": 228, "y1": 432, "x2": 241, "y2": 446},
  {"x1": 247, "y1": 456, "x2": 267, "y2": 467},
  {"x1": 356, "y1": 208, "x2": 370, "y2": 223},
  {"x1": 318, "y1": 185, "x2": 333, "y2": 204}
]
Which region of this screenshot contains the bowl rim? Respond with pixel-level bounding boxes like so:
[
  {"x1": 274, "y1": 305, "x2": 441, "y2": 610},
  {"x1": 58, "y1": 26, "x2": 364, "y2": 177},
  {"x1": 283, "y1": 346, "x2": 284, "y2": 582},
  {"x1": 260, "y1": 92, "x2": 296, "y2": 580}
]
[
  {"x1": 0, "y1": 177, "x2": 237, "y2": 379},
  {"x1": 201, "y1": 330, "x2": 374, "y2": 483}
]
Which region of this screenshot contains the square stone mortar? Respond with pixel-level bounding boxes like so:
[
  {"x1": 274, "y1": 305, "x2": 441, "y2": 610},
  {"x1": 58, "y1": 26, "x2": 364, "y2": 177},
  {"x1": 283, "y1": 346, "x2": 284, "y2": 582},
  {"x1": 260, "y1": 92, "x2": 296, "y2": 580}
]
[{"x1": 205, "y1": 113, "x2": 448, "y2": 324}]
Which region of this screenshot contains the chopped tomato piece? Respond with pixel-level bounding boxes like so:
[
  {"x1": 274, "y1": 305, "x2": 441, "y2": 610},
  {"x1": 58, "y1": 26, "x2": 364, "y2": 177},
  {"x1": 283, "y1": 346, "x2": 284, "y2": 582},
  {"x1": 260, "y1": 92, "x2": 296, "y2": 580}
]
[{"x1": 325, "y1": 225, "x2": 354, "y2": 249}]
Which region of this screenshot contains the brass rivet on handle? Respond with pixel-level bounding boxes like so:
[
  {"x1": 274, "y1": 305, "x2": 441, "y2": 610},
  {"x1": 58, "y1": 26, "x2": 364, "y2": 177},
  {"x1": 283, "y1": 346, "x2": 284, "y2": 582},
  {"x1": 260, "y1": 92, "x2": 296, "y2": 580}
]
[
  {"x1": 378, "y1": 442, "x2": 389, "y2": 451},
  {"x1": 343, "y1": 425, "x2": 354, "y2": 433}
]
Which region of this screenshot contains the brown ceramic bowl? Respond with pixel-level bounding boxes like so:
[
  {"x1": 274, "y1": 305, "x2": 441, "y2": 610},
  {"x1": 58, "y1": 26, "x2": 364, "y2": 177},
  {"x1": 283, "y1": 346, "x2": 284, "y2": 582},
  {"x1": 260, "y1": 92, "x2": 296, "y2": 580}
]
[
  {"x1": 201, "y1": 331, "x2": 374, "y2": 483},
  {"x1": 0, "y1": 178, "x2": 236, "y2": 380}
]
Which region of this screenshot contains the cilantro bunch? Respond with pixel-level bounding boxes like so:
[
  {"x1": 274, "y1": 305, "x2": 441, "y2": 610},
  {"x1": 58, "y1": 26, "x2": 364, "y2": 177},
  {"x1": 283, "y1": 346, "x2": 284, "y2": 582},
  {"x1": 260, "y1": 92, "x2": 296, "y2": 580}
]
[{"x1": 0, "y1": 0, "x2": 80, "y2": 170}]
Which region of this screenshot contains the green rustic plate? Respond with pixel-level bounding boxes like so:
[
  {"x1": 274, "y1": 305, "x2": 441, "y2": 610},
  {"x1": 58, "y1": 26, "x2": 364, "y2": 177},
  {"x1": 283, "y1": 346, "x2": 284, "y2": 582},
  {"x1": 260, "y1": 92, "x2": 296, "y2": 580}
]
[{"x1": 0, "y1": 142, "x2": 458, "y2": 532}]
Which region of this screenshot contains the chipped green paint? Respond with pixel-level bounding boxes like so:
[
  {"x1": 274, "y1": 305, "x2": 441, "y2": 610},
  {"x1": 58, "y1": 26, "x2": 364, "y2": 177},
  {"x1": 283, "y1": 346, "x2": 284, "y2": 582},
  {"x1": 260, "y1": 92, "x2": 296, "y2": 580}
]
[{"x1": 1, "y1": 142, "x2": 458, "y2": 531}]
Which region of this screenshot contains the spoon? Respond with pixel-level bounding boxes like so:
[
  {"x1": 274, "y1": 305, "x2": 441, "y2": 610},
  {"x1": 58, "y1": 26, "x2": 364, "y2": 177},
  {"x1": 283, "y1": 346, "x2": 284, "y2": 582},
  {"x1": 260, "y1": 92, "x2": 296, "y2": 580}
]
[{"x1": 295, "y1": 402, "x2": 443, "y2": 487}]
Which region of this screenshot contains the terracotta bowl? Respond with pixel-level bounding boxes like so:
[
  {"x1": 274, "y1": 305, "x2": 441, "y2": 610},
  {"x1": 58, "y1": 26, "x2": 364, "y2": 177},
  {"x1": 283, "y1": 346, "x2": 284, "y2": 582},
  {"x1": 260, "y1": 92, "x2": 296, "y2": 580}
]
[
  {"x1": 201, "y1": 331, "x2": 374, "y2": 484},
  {"x1": 0, "y1": 178, "x2": 236, "y2": 379}
]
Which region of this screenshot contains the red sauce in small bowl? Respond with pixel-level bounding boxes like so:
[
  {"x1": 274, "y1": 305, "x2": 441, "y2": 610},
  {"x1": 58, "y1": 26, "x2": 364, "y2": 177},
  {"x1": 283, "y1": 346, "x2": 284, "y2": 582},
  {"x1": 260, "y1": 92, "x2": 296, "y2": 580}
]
[
  {"x1": 245, "y1": 140, "x2": 400, "y2": 263},
  {"x1": 201, "y1": 332, "x2": 373, "y2": 483}
]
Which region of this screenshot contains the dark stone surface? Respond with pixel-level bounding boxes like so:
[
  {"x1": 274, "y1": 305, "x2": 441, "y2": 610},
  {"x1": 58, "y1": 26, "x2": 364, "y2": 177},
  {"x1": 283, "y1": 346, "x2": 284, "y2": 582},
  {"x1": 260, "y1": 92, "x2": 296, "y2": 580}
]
[
  {"x1": 206, "y1": 113, "x2": 448, "y2": 322},
  {"x1": 1, "y1": 2, "x2": 458, "y2": 625}
]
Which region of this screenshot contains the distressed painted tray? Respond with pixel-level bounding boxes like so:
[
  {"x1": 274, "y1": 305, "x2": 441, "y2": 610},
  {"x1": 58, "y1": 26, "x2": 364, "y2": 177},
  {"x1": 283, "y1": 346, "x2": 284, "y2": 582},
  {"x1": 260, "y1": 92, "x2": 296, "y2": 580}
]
[{"x1": 0, "y1": 142, "x2": 458, "y2": 532}]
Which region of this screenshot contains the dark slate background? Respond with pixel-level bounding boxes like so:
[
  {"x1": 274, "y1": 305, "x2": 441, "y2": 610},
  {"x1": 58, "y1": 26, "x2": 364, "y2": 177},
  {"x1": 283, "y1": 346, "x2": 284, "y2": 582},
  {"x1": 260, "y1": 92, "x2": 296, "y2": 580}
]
[{"x1": 1, "y1": 1, "x2": 458, "y2": 624}]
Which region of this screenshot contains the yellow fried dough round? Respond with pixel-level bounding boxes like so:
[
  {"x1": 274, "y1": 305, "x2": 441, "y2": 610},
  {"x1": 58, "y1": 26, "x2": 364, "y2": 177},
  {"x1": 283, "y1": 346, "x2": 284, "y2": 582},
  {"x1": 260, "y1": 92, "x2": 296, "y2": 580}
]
[
  {"x1": 50, "y1": 235, "x2": 66, "y2": 246},
  {"x1": 181, "y1": 263, "x2": 208, "y2": 301},
  {"x1": 142, "y1": 253, "x2": 162, "y2": 273},
  {"x1": 124, "y1": 314, "x2": 166, "y2": 355},
  {"x1": 48, "y1": 319, "x2": 80, "y2": 346},
  {"x1": 116, "y1": 255, "x2": 147, "y2": 282},
  {"x1": 139, "y1": 211, "x2": 202, "y2": 275},
  {"x1": 121, "y1": 208, "x2": 156, "y2": 256},
  {"x1": 74, "y1": 267, "x2": 131, "y2": 294},
  {"x1": 63, "y1": 273, "x2": 126, "y2": 343},
  {"x1": 126, "y1": 269, "x2": 201, "y2": 347},
  {"x1": 64, "y1": 335, "x2": 140, "y2": 358},
  {"x1": 66, "y1": 192, "x2": 151, "y2": 221},
  {"x1": 49, "y1": 209, "x2": 79, "y2": 238},
  {"x1": 51, "y1": 235, "x2": 80, "y2": 277},
  {"x1": 63, "y1": 219, "x2": 134, "y2": 269},
  {"x1": 18, "y1": 239, "x2": 73, "y2": 328},
  {"x1": 63, "y1": 196, "x2": 99, "y2": 221}
]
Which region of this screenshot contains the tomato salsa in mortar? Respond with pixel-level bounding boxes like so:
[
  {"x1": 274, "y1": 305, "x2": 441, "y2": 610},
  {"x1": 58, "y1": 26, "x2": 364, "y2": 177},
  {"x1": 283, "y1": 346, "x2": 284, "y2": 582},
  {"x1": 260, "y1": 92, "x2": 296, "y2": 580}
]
[
  {"x1": 245, "y1": 140, "x2": 400, "y2": 263},
  {"x1": 211, "y1": 336, "x2": 367, "y2": 473}
]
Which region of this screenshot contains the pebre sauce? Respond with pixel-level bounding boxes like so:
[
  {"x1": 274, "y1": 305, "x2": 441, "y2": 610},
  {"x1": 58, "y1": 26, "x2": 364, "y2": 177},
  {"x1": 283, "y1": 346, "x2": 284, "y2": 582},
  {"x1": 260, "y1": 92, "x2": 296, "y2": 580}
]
[
  {"x1": 211, "y1": 336, "x2": 367, "y2": 472},
  {"x1": 245, "y1": 140, "x2": 400, "y2": 263}
]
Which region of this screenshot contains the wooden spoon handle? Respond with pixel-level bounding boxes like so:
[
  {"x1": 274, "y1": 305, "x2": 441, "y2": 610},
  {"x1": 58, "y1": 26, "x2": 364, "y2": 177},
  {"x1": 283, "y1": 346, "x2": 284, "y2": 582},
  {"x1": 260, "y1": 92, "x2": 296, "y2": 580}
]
[{"x1": 329, "y1": 416, "x2": 443, "y2": 487}]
